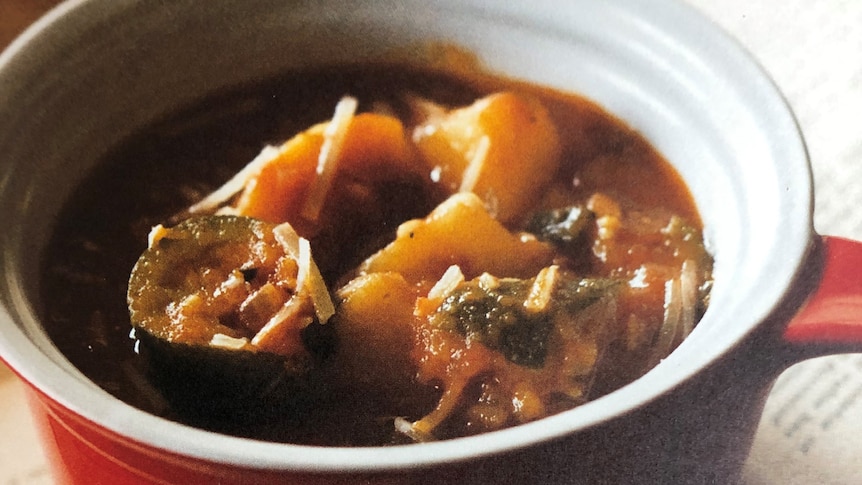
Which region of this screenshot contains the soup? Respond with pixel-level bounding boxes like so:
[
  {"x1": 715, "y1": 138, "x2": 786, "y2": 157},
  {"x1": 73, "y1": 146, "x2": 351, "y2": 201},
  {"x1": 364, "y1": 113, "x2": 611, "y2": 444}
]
[{"x1": 40, "y1": 63, "x2": 712, "y2": 446}]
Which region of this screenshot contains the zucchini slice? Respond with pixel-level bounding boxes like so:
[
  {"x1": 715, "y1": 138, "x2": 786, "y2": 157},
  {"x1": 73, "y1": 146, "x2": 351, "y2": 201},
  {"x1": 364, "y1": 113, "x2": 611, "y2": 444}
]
[{"x1": 127, "y1": 215, "x2": 334, "y2": 419}]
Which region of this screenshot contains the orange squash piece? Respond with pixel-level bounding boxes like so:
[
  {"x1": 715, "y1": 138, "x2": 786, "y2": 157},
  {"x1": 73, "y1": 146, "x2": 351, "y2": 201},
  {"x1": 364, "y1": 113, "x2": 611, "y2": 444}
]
[{"x1": 235, "y1": 113, "x2": 419, "y2": 235}]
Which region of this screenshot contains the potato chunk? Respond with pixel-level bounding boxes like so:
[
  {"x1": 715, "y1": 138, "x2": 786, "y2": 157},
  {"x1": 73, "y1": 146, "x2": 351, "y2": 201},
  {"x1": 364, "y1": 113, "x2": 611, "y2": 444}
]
[
  {"x1": 328, "y1": 272, "x2": 423, "y2": 402},
  {"x1": 360, "y1": 192, "x2": 555, "y2": 282},
  {"x1": 413, "y1": 92, "x2": 562, "y2": 224}
]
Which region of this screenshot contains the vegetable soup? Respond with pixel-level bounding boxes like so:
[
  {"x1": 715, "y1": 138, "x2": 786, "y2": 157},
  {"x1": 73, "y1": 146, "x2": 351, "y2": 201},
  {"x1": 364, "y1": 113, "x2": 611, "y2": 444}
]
[{"x1": 40, "y1": 63, "x2": 712, "y2": 445}]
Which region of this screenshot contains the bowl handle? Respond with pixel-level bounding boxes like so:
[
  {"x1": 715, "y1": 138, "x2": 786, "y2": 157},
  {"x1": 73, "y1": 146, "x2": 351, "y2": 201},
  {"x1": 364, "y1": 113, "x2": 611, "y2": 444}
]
[{"x1": 784, "y1": 236, "x2": 862, "y2": 353}]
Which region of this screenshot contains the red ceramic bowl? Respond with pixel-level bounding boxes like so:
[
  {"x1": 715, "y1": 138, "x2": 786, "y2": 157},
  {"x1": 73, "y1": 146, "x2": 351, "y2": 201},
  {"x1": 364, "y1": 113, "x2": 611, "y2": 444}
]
[{"x1": 2, "y1": 0, "x2": 861, "y2": 484}]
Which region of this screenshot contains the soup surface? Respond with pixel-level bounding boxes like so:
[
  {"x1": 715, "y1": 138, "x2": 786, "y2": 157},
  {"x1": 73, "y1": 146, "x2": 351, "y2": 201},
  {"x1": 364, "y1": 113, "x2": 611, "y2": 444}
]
[{"x1": 40, "y1": 64, "x2": 712, "y2": 445}]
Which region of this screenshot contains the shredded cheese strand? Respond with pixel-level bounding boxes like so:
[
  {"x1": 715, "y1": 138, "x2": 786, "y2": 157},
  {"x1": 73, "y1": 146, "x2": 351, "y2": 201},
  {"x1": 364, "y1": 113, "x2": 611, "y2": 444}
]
[
  {"x1": 524, "y1": 265, "x2": 559, "y2": 313},
  {"x1": 272, "y1": 222, "x2": 335, "y2": 323},
  {"x1": 300, "y1": 96, "x2": 358, "y2": 221},
  {"x1": 426, "y1": 264, "x2": 465, "y2": 301},
  {"x1": 458, "y1": 134, "x2": 490, "y2": 193},
  {"x1": 647, "y1": 277, "x2": 683, "y2": 369},
  {"x1": 209, "y1": 333, "x2": 251, "y2": 350},
  {"x1": 402, "y1": 376, "x2": 470, "y2": 440},
  {"x1": 188, "y1": 145, "x2": 282, "y2": 214},
  {"x1": 679, "y1": 259, "x2": 698, "y2": 339},
  {"x1": 252, "y1": 295, "x2": 309, "y2": 350},
  {"x1": 298, "y1": 237, "x2": 336, "y2": 322}
]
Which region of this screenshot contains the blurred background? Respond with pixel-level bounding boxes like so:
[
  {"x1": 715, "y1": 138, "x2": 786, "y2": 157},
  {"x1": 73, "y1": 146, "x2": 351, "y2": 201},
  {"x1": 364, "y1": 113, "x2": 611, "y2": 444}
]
[
  {"x1": 0, "y1": 0, "x2": 59, "y2": 47},
  {"x1": 1, "y1": 1, "x2": 861, "y2": 483}
]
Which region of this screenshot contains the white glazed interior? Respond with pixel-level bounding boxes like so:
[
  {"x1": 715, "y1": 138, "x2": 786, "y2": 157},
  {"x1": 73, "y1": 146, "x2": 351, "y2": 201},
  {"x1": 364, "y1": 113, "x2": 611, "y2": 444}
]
[{"x1": 0, "y1": 0, "x2": 812, "y2": 472}]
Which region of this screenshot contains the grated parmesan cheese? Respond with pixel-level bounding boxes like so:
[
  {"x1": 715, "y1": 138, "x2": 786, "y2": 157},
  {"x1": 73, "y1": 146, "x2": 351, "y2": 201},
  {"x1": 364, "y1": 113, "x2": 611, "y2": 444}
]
[
  {"x1": 210, "y1": 333, "x2": 251, "y2": 350},
  {"x1": 426, "y1": 264, "x2": 465, "y2": 302},
  {"x1": 147, "y1": 224, "x2": 168, "y2": 248},
  {"x1": 524, "y1": 265, "x2": 559, "y2": 313},
  {"x1": 272, "y1": 222, "x2": 335, "y2": 323},
  {"x1": 679, "y1": 259, "x2": 698, "y2": 339},
  {"x1": 300, "y1": 96, "x2": 358, "y2": 221},
  {"x1": 188, "y1": 144, "x2": 283, "y2": 215},
  {"x1": 458, "y1": 134, "x2": 490, "y2": 193}
]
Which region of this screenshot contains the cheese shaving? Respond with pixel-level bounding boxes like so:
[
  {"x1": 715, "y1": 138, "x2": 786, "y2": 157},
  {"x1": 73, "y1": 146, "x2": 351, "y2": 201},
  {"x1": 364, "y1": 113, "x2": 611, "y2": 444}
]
[
  {"x1": 147, "y1": 224, "x2": 168, "y2": 248},
  {"x1": 426, "y1": 264, "x2": 465, "y2": 301},
  {"x1": 394, "y1": 417, "x2": 432, "y2": 443},
  {"x1": 399, "y1": 376, "x2": 470, "y2": 441},
  {"x1": 209, "y1": 333, "x2": 251, "y2": 350},
  {"x1": 458, "y1": 134, "x2": 490, "y2": 193},
  {"x1": 524, "y1": 265, "x2": 559, "y2": 313},
  {"x1": 299, "y1": 237, "x2": 336, "y2": 322},
  {"x1": 188, "y1": 144, "x2": 283, "y2": 214},
  {"x1": 300, "y1": 96, "x2": 358, "y2": 221},
  {"x1": 272, "y1": 222, "x2": 335, "y2": 323},
  {"x1": 477, "y1": 272, "x2": 500, "y2": 291},
  {"x1": 404, "y1": 94, "x2": 447, "y2": 127},
  {"x1": 416, "y1": 264, "x2": 466, "y2": 318},
  {"x1": 679, "y1": 259, "x2": 698, "y2": 339},
  {"x1": 252, "y1": 295, "x2": 312, "y2": 350}
]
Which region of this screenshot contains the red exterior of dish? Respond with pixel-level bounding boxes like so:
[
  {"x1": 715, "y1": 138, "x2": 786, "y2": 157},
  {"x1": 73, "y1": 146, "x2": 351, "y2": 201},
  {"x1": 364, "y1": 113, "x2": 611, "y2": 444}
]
[
  {"x1": 26, "y1": 386, "x2": 258, "y2": 484},
  {"x1": 23, "y1": 385, "x2": 395, "y2": 485},
  {"x1": 784, "y1": 236, "x2": 862, "y2": 344}
]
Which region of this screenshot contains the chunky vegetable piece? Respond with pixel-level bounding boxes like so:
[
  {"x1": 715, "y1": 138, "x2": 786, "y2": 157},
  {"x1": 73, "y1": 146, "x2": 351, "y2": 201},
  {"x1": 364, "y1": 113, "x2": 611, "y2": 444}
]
[
  {"x1": 126, "y1": 216, "x2": 336, "y2": 418},
  {"x1": 436, "y1": 276, "x2": 556, "y2": 368},
  {"x1": 127, "y1": 215, "x2": 333, "y2": 357},
  {"x1": 413, "y1": 92, "x2": 562, "y2": 224},
  {"x1": 360, "y1": 192, "x2": 555, "y2": 281},
  {"x1": 326, "y1": 272, "x2": 432, "y2": 415}
]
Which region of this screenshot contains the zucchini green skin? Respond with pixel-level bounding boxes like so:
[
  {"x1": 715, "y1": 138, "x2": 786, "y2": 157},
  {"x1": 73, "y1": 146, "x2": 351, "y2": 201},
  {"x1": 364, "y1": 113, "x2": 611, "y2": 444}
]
[
  {"x1": 134, "y1": 329, "x2": 316, "y2": 422},
  {"x1": 126, "y1": 215, "x2": 332, "y2": 421},
  {"x1": 127, "y1": 215, "x2": 276, "y2": 345}
]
